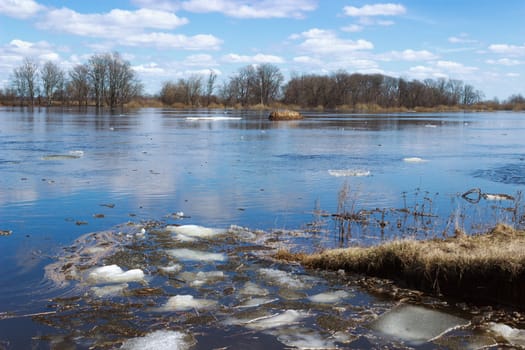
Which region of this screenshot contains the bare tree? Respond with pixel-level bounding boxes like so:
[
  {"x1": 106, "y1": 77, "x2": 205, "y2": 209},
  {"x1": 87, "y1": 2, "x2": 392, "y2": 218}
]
[
  {"x1": 105, "y1": 52, "x2": 140, "y2": 109},
  {"x1": 41, "y1": 61, "x2": 65, "y2": 106},
  {"x1": 205, "y1": 70, "x2": 217, "y2": 106},
  {"x1": 184, "y1": 75, "x2": 203, "y2": 106},
  {"x1": 88, "y1": 54, "x2": 109, "y2": 108},
  {"x1": 256, "y1": 63, "x2": 283, "y2": 106},
  {"x1": 12, "y1": 57, "x2": 39, "y2": 106},
  {"x1": 68, "y1": 64, "x2": 90, "y2": 107}
]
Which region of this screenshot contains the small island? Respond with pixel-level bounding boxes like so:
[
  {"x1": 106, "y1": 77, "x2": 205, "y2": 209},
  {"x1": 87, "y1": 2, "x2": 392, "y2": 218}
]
[{"x1": 268, "y1": 109, "x2": 304, "y2": 120}]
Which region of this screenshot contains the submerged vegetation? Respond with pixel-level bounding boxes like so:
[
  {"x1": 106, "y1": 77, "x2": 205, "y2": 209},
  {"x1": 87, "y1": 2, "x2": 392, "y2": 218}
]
[{"x1": 2, "y1": 54, "x2": 525, "y2": 111}]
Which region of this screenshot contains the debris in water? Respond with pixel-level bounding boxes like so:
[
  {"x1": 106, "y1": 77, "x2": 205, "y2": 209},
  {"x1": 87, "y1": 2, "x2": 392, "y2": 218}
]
[
  {"x1": 0, "y1": 230, "x2": 12, "y2": 236},
  {"x1": 119, "y1": 330, "x2": 195, "y2": 350},
  {"x1": 87, "y1": 265, "x2": 145, "y2": 284},
  {"x1": 370, "y1": 304, "x2": 468, "y2": 345},
  {"x1": 167, "y1": 248, "x2": 226, "y2": 262}
]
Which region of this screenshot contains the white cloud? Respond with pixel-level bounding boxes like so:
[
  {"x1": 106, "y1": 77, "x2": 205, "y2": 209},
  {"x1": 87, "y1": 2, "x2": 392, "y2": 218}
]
[
  {"x1": 343, "y1": 3, "x2": 406, "y2": 17},
  {"x1": 448, "y1": 33, "x2": 477, "y2": 44},
  {"x1": 436, "y1": 60, "x2": 478, "y2": 74},
  {"x1": 293, "y1": 28, "x2": 374, "y2": 55},
  {"x1": 132, "y1": 63, "x2": 166, "y2": 75},
  {"x1": 38, "y1": 7, "x2": 188, "y2": 37},
  {"x1": 182, "y1": 54, "x2": 218, "y2": 66},
  {"x1": 341, "y1": 24, "x2": 363, "y2": 33},
  {"x1": 134, "y1": 0, "x2": 317, "y2": 19},
  {"x1": 486, "y1": 58, "x2": 521, "y2": 66},
  {"x1": 380, "y1": 49, "x2": 438, "y2": 61},
  {"x1": 488, "y1": 43, "x2": 525, "y2": 56},
  {"x1": 0, "y1": 0, "x2": 44, "y2": 19},
  {"x1": 123, "y1": 33, "x2": 221, "y2": 50},
  {"x1": 222, "y1": 53, "x2": 285, "y2": 64}
]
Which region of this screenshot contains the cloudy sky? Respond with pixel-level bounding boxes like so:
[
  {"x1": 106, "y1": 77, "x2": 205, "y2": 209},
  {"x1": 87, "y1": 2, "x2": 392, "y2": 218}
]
[{"x1": 1, "y1": 0, "x2": 524, "y2": 100}]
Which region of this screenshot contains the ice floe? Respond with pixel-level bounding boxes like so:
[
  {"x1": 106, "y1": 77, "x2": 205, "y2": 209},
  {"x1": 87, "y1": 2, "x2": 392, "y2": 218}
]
[
  {"x1": 307, "y1": 290, "x2": 349, "y2": 304},
  {"x1": 179, "y1": 271, "x2": 225, "y2": 287},
  {"x1": 227, "y1": 310, "x2": 309, "y2": 330},
  {"x1": 403, "y1": 157, "x2": 427, "y2": 163},
  {"x1": 235, "y1": 297, "x2": 278, "y2": 309},
  {"x1": 239, "y1": 281, "x2": 269, "y2": 296},
  {"x1": 167, "y1": 248, "x2": 226, "y2": 262},
  {"x1": 86, "y1": 265, "x2": 145, "y2": 284},
  {"x1": 370, "y1": 304, "x2": 468, "y2": 345},
  {"x1": 166, "y1": 224, "x2": 226, "y2": 241},
  {"x1": 328, "y1": 169, "x2": 370, "y2": 177},
  {"x1": 157, "y1": 295, "x2": 217, "y2": 312},
  {"x1": 120, "y1": 330, "x2": 194, "y2": 350},
  {"x1": 271, "y1": 327, "x2": 337, "y2": 350},
  {"x1": 258, "y1": 268, "x2": 309, "y2": 289},
  {"x1": 489, "y1": 322, "x2": 525, "y2": 346},
  {"x1": 185, "y1": 116, "x2": 241, "y2": 121},
  {"x1": 91, "y1": 283, "x2": 128, "y2": 297},
  {"x1": 158, "y1": 263, "x2": 183, "y2": 274}
]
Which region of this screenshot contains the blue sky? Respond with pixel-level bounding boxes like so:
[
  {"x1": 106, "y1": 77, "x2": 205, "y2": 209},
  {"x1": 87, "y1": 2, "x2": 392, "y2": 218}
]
[{"x1": 1, "y1": 0, "x2": 524, "y2": 100}]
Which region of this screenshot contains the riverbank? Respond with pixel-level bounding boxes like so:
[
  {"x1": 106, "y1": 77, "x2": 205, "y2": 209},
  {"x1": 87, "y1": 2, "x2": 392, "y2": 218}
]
[{"x1": 276, "y1": 224, "x2": 525, "y2": 308}]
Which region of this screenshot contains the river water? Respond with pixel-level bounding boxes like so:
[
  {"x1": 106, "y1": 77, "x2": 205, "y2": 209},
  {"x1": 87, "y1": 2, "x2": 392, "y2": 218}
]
[{"x1": 1, "y1": 107, "x2": 525, "y2": 349}]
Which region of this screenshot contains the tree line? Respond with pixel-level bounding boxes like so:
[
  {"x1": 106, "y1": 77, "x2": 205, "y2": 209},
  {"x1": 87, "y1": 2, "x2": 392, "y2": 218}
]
[
  {"x1": 3, "y1": 52, "x2": 142, "y2": 109},
  {"x1": 3, "y1": 54, "x2": 525, "y2": 110}
]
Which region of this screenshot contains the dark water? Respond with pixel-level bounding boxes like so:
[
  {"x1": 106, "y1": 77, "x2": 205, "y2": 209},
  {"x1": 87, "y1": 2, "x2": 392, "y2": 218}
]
[{"x1": 1, "y1": 107, "x2": 525, "y2": 349}]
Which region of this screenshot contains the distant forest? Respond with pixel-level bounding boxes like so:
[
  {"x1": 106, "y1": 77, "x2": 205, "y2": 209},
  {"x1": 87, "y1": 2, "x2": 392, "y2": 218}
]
[{"x1": 2, "y1": 51, "x2": 524, "y2": 111}]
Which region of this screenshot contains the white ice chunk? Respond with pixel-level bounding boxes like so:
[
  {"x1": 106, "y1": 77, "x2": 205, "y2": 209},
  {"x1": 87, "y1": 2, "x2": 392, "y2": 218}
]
[
  {"x1": 87, "y1": 265, "x2": 145, "y2": 284},
  {"x1": 258, "y1": 268, "x2": 308, "y2": 289},
  {"x1": 403, "y1": 157, "x2": 427, "y2": 163},
  {"x1": 158, "y1": 263, "x2": 183, "y2": 274},
  {"x1": 166, "y1": 224, "x2": 226, "y2": 241},
  {"x1": 307, "y1": 290, "x2": 349, "y2": 304},
  {"x1": 370, "y1": 304, "x2": 468, "y2": 345},
  {"x1": 157, "y1": 295, "x2": 217, "y2": 312},
  {"x1": 91, "y1": 283, "x2": 128, "y2": 297},
  {"x1": 120, "y1": 330, "x2": 194, "y2": 350},
  {"x1": 236, "y1": 297, "x2": 278, "y2": 309},
  {"x1": 243, "y1": 310, "x2": 309, "y2": 330},
  {"x1": 489, "y1": 323, "x2": 525, "y2": 346},
  {"x1": 179, "y1": 271, "x2": 225, "y2": 287},
  {"x1": 185, "y1": 116, "x2": 241, "y2": 121},
  {"x1": 272, "y1": 327, "x2": 337, "y2": 350},
  {"x1": 239, "y1": 281, "x2": 269, "y2": 296},
  {"x1": 68, "y1": 150, "x2": 84, "y2": 157},
  {"x1": 167, "y1": 248, "x2": 226, "y2": 262},
  {"x1": 328, "y1": 169, "x2": 370, "y2": 177}
]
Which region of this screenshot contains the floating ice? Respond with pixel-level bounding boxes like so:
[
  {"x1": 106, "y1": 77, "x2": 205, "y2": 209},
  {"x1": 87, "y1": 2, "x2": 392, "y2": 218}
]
[
  {"x1": 258, "y1": 268, "x2": 308, "y2": 289},
  {"x1": 370, "y1": 304, "x2": 468, "y2": 345},
  {"x1": 307, "y1": 290, "x2": 349, "y2": 304},
  {"x1": 167, "y1": 248, "x2": 226, "y2": 262},
  {"x1": 91, "y1": 283, "x2": 128, "y2": 297},
  {"x1": 272, "y1": 327, "x2": 337, "y2": 350},
  {"x1": 489, "y1": 323, "x2": 525, "y2": 346},
  {"x1": 185, "y1": 116, "x2": 241, "y2": 121},
  {"x1": 243, "y1": 310, "x2": 309, "y2": 330},
  {"x1": 235, "y1": 297, "x2": 278, "y2": 309},
  {"x1": 158, "y1": 295, "x2": 217, "y2": 311},
  {"x1": 239, "y1": 281, "x2": 269, "y2": 296},
  {"x1": 158, "y1": 263, "x2": 183, "y2": 274},
  {"x1": 68, "y1": 150, "x2": 84, "y2": 157},
  {"x1": 179, "y1": 271, "x2": 225, "y2": 287},
  {"x1": 328, "y1": 169, "x2": 371, "y2": 177},
  {"x1": 403, "y1": 157, "x2": 427, "y2": 163},
  {"x1": 86, "y1": 265, "x2": 145, "y2": 284},
  {"x1": 41, "y1": 154, "x2": 81, "y2": 160},
  {"x1": 166, "y1": 224, "x2": 226, "y2": 241},
  {"x1": 120, "y1": 330, "x2": 194, "y2": 350}
]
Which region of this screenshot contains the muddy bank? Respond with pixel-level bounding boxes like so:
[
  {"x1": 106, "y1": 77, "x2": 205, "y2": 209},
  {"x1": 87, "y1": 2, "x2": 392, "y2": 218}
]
[{"x1": 279, "y1": 224, "x2": 525, "y2": 308}]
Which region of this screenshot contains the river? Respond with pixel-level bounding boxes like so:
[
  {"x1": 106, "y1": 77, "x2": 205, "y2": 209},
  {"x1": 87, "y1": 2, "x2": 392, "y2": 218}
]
[{"x1": 1, "y1": 107, "x2": 524, "y2": 349}]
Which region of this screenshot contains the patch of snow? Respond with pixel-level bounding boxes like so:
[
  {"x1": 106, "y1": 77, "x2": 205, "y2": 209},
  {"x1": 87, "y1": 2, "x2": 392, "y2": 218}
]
[
  {"x1": 86, "y1": 265, "x2": 145, "y2": 284},
  {"x1": 167, "y1": 248, "x2": 226, "y2": 262},
  {"x1": 489, "y1": 323, "x2": 525, "y2": 346},
  {"x1": 120, "y1": 330, "x2": 194, "y2": 350}
]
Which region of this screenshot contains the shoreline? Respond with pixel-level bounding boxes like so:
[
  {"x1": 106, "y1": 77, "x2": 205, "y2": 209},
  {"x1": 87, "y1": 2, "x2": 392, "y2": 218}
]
[{"x1": 276, "y1": 224, "x2": 525, "y2": 309}]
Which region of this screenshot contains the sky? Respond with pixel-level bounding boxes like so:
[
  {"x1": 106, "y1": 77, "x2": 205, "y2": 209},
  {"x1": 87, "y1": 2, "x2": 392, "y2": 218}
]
[{"x1": 1, "y1": 0, "x2": 524, "y2": 100}]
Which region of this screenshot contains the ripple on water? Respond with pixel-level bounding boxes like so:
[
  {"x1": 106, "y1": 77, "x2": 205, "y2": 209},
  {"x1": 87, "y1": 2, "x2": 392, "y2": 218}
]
[{"x1": 473, "y1": 162, "x2": 525, "y2": 185}]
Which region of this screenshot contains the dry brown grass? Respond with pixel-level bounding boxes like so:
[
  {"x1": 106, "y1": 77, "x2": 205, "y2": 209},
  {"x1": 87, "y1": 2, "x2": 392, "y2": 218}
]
[
  {"x1": 268, "y1": 109, "x2": 304, "y2": 120},
  {"x1": 280, "y1": 224, "x2": 525, "y2": 307}
]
